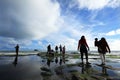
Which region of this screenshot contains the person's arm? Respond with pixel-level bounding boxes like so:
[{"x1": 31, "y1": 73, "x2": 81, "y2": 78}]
[
  {"x1": 106, "y1": 42, "x2": 111, "y2": 53},
  {"x1": 85, "y1": 40, "x2": 89, "y2": 51},
  {"x1": 77, "y1": 40, "x2": 80, "y2": 50}
]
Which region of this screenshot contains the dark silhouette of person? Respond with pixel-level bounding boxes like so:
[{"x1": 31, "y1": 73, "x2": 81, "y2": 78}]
[
  {"x1": 98, "y1": 37, "x2": 111, "y2": 65},
  {"x1": 77, "y1": 36, "x2": 90, "y2": 64},
  {"x1": 62, "y1": 46, "x2": 65, "y2": 55},
  {"x1": 59, "y1": 44, "x2": 62, "y2": 54},
  {"x1": 47, "y1": 44, "x2": 51, "y2": 55},
  {"x1": 15, "y1": 44, "x2": 19, "y2": 56},
  {"x1": 94, "y1": 38, "x2": 101, "y2": 53},
  {"x1": 55, "y1": 46, "x2": 58, "y2": 53}
]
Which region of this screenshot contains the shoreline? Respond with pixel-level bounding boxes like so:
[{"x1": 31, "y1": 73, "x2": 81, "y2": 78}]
[{"x1": 0, "y1": 52, "x2": 120, "y2": 80}]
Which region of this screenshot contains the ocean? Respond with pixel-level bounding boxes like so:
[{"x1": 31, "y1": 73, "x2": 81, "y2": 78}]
[
  {"x1": 0, "y1": 50, "x2": 120, "y2": 56},
  {"x1": 0, "y1": 51, "x2": 39, "y2": 56}
]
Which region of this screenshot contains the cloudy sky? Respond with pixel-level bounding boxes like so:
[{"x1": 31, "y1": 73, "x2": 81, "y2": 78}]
[{"x1": 0, "y1": 0, "x2": 120, "y2": 51}]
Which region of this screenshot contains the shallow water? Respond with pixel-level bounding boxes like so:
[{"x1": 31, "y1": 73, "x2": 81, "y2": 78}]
[{"x1": 0, "y1": 54, "x2": 120, "y2": 80}]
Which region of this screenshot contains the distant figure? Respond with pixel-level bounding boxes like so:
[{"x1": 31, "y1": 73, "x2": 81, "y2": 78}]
[
  {"x1": 55, "y1": 46, "x2": 58, "y2": 53},
  {"x1": 98, "y1": 37, "x2": 111, "y2": 65},
  {"x1": 59, "y1": 45, "x2": 62, "y2": 54},
  {"x1": 62, "y1": 46, "x2": 65, "y2": 55},
  {"x1": 94, "y1": 38, "x2": 99, "y2": 46},
  {"x1": 15, "y1": 44, "x2": 19, "y2": 56},
  {"x1": 77, "y1": 36, "x2": 90, "y2": 64},
  {"x1": 47, "y1": 44, "x2": 51, "y2": 54}
]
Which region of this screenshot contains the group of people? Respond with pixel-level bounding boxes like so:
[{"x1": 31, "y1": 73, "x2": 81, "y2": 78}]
[
  {"x1": 94, "y1": 37, "x2": 111, "y2": 65},
  {"x1": 14, "y1": 35, "x2": 110, "y2": 65},
  {"x1": 77, "y1": 35, "x2": 111, "y2": 65},
  {"x1": 47, "y1": 44, "x2": 65, "y2": 55}
]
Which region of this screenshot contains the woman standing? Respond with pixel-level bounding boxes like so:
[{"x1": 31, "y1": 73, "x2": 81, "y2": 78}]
[{"x1": 77, "y1": 36, "x2": 90, "y2": 64}]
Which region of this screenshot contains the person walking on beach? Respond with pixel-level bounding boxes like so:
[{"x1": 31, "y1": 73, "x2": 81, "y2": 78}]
[
  {"x1": 98, "y1": 37, "x2": 111, "y2": 65},
  {"x1": 77, "y1": 36, "x2": 90, "y2": 64},
  {"x1": 55, "y1": 46, "x2": 58, "y2": 53},
  {"x1": 59, "y1": 44, "x2": 62, "y2": 54},
  {"x1": 15, "y1": 44, "x2": 19, "y2": 56},
  {"x1": 62, "y1": 46, "x2": 65, "y2": 55},
  {"x1": 94, "y1": 38, "x2": 101, "y2": 53},
  {"x1": 47, "y1": 44, "x2": 51, "y2": 54}
]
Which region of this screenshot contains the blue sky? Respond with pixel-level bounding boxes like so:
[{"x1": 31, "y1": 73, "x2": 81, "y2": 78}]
[{"x1": 0, "y1": 0, "x2": 120, "y2": 51}]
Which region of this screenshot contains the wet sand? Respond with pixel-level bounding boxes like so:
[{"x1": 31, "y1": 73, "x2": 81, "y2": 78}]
[{"x1": 0, "y1": 53, "x2": 120, "y2": 80}]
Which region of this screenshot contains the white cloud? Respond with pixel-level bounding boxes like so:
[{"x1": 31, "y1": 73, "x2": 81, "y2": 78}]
[
  {"x1": 0, "y1": 37, "x2": 32, "y2": 50},
  {"x1": 75, "y1": 0, "x2": 120, "y2": 10},
  {"x1": 106, "y1": 28, "x2": 120, "y2": 36},
  {"x1": 0, "y1": 0, "x2": 61, "y2": 39},
  {"x1": 107, "y1": 0, "x2": 120, "y2": 8},
  {"x1": 108, "y1": 39, "x2": 120, "y2": 51}
]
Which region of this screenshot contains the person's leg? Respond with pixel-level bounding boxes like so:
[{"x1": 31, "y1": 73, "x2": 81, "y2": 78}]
[
  {"x1": 81, "y1": 52, "x2": 84, "y2": 63},
  {"x1": 103, "y1": 53, "x2": 105, "y2": 64},
  {"x1": 85, "y1": 52, "x2": 88, "y2": 63},
  {"x1": 99, "y1": 53, "x2": 104, "y2": 65}
]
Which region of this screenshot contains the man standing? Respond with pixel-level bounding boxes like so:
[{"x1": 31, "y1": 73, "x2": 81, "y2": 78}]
[{"x1": 15, "y1": 44, "x2": 19, "y2": 56}]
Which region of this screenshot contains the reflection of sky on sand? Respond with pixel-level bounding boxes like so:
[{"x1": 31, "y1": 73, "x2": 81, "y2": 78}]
[
  {"x1": 0, "y1": 57, "x2": 14, "y2": 65},
  {"x1": 0, "y1": 54, "x2": 120, "y2": 80},
  {"x1": 0, "y1": 55, "x2": 43, "y2": 80}
]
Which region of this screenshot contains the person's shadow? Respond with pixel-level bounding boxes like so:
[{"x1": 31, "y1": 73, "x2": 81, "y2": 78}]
[{"x1": 13, "y1": 55, "x2": 18, "y2": 67}]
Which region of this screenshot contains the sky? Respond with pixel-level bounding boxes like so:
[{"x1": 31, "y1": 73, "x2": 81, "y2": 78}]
[{"x1": 0, "y1": 0, "x2": 120, "y2": 51}]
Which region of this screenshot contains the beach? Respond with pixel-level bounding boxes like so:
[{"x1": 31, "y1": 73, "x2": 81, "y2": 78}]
[{"x1": 0, "y1": 51, "x2": 120, "y2": 80}]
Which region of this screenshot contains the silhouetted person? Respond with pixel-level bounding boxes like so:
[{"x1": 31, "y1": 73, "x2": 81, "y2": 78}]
[
  {"x1": 77, "y1": 36, "x2": 90, "y2": 64},
  {"x1": 94, "y1": 38, "x2": 101, "y2": 53},
  {"x1": 47, "y1": 44, "x2": 51, "y2": 54},
  {"x1": 62, "y1": 46, "x2": 65, "y2": 55},
  {"x1": 98, "y1": 37, "x2": 111, "y2": 65},
  {"x1": 15, "y1": 44, "x2": 19, "y2": 56},
  {"x1": 55, "y1": 46, "x2": 58, "y2": 53},
  {"x1": 59, "y1": 44, "x2": 62, "y2": 54}
]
